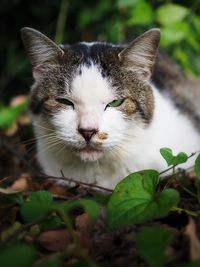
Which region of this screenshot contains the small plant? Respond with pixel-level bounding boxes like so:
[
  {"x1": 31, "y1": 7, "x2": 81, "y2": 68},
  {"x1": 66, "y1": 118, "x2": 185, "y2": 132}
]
[
  {"x1": 135, "y1": 226, "x2": 175, "y2": 267},
  {"x1": 107, "y1": 169, "x2": 180, "y2": 227},
  {"x1": 160, "y1": 147, "x2": 188, "y2": 174}
]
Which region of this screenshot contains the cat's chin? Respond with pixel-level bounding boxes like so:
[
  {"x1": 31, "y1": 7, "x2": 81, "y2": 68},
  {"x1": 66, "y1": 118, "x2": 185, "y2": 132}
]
[{"x1": 77, "y1": 150, "x2": 103, "y2": 162}]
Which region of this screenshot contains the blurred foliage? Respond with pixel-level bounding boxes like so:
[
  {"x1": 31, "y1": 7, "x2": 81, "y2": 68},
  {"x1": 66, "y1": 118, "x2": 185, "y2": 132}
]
[{"x1": 0, "y1": 0, "x2": 200, "y2": 105}]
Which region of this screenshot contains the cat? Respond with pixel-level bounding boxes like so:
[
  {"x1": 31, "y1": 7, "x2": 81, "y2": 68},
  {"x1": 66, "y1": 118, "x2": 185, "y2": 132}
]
[{"x1": 21, "y1": 27, "x2": 200, "y2": 188}]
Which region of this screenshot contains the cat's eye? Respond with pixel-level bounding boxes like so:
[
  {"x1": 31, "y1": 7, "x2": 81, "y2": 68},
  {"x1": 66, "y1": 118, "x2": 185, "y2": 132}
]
[
  {"x1": 106, "y1": 99, "x2": 124, "y2": 108},
  {"x1": 56, "y1": 98, "x2": 74, "y2": 108}
]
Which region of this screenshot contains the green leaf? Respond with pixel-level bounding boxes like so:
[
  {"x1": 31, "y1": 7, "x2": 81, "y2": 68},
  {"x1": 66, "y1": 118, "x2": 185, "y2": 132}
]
[
  {"x1": 107, "y1": 170, "x2": 180, "y2": 227},
  {"x1": 128, "y1": 0, "x2": 153, "y2": 25},
  {"x1": 195, "y1": 154, "x2": 200, "y2": 180},
  {"x1": 28, "y1": 190, "x2": 53, "y2": 203},
  {"x1": 39, "y1": 216, "x2": 62, "y2": 231},
  {"x1": 160, "y1": 147, "x2": 188, "y2": 166},
  {"x1": 20, "y1": 191, "x2": 54, "y2": 223},
  {"x1": 0, "y1": 100, "x2": 28, "y2": 129},
  {"x1": 116, "y1": 0, "x2": 140, "y2": 9},
  {"x1": 62, "y1": 199, "x2": 100, "y2": 220},
  {"x1": 160, "y1": 148, "x2": 173, "y2": 166},
  {"x1": 154, "y1": 189, "x2": 180, "y2": 218},
  {"x1": 160, "y1": 22, "x2": 190, "y2": 46},
  {"x1": 156, "y1": 4, "x2": 189, "y2": 26},
  {"x1": 135, "y1": 226, "x2": 175, "y2": 267},
  {"x1": 0, "y1": 244, "x2": 36, "y2": 267}
]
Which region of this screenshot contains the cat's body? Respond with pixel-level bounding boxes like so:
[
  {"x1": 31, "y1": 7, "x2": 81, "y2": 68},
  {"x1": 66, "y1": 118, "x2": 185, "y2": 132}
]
[{"x1": 21, "y1": 28, "x2": 200, "y2": 188}]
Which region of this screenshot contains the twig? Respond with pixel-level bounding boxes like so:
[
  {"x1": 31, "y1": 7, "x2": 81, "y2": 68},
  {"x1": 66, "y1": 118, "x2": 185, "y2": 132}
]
[{"x1": 39, "y1": 173, "x2": 113, "y2": 193}]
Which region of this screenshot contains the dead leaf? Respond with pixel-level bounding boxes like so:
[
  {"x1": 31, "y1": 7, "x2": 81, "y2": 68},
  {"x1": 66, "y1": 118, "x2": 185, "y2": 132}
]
[
  {"x1": 10, "y1": 95, "x2": 27, "y2": 107},
  {"x1": 11, "y1": 175, "x2": 29, "y2": 191},
  {"x1": 48, "y1": 185, "x2": 69, "y2": 196},
  {"x1": 184, "y1": 217, "x2": 200, "y2": 260},
  {"x1": 18, "y1": 114, "x2": 31, "y2": 125},
  {"x1": 4, "y1": 122, "x2": 18, "y2": 136},
  {"x1": 37, "y1": 229, "x2": 72, "y2": 251},
  {"x1": 75, "y1": 213, "x2": 95, "y2": 234},
  {"x1": 0, "y1": 187, "x2": 19, "y2": 194}
]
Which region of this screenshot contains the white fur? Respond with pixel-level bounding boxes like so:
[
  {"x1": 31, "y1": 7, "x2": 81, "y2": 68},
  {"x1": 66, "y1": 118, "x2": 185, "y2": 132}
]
[{"x1": 34, "y1": 64, "x2": 200, "y2": 189}]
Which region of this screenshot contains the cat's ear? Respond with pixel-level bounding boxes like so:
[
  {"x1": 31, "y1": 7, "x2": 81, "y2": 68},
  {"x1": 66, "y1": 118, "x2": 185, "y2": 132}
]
[
  {"x1": 118, "y1": 29, "x2": 160, "y2": 80},
  {"x1": 21, "y1": 27, "x2": 64, "y2": 79}
]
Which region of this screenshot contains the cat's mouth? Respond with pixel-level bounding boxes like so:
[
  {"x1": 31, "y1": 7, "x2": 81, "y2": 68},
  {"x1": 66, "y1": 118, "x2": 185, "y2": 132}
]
[
  {"x1": 78, "y1": 144, "x2": 102, "y2": 153},
  {"x1": 76, "y1": 144, "x2": 103, "y2": 161}
]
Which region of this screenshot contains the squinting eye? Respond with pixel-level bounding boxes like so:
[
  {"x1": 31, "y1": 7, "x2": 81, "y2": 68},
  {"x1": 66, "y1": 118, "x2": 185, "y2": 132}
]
[
  {"x1": 106, "y1": 99, "x2": 124, "y2": 108},
  {"x1": 56, "y1": 98, "x2": 74, "y2": 108}
]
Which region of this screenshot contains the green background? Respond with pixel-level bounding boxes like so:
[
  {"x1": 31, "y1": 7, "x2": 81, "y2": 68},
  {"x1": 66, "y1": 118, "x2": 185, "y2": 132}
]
[{"x1": 1, "y1": 0, "x2": 200, "y2": 103}]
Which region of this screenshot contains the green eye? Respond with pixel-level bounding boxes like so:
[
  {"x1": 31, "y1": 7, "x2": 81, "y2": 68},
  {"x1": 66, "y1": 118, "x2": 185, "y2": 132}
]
[{"x1": 106, "y1": 99, "x2": 124, "y2": 108}]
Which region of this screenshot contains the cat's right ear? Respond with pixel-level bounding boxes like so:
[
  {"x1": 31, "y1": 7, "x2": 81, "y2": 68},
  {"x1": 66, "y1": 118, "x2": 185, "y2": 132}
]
[
  {"x1": 118, "y1": 29, "x2": 160, "y2": 80},
  {"x1": 21, "y1": 27, "x2": 64, "y2": 79}
]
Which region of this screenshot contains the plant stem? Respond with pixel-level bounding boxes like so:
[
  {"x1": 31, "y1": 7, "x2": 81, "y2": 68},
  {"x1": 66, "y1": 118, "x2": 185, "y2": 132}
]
[
  {"x1": 171, "y1": 206, "x2": 198, "y2": 217},
  {"x1": 57, "y1": 207, "x2": 77, "y2": 243},
  {"x1": 55, "y1": 0, "x2": 68, "y2": 43}
]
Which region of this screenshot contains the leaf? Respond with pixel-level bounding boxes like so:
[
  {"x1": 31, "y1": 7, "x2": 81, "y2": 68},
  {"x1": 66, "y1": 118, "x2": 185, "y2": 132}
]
[
  {"x1": 62, "y1": 199, "x2": 100, "y2": 220},
  {"x1": 128, "y1": 0, "x2": 153, "y2": 26},
  {"x1": 37, "y1": 229, "x2": 71, "y2": 252},
  {"x1": 39, "y1": 216, "x2": 62, "y2": 231},
  {"x1": 160, "y1": 147, "x2": 188, "y2": 166},
  {"x1": 160, "y1": 22, "x2": 190, "y2": 46},
  {"x1": 107, "y1": 170, "x2": 180, "y2": 227},
  {"x1": 0, "y1": 244, "x2": 36, "y2": 267},
  {"x1": 0, "y1": 100, "x2": 28, "y2": 129},
  {"x1": 195, "y1": 154, "x2": 200, "y2": 180},
  {"x1": 116, "y1": 0, "x2": 140, "y2": 8},
  {"x1": 156, "y1": 4, "x2": 189, "y2": 26},
  {"x1": 154, "y1": 189, "x2": 180, "y2": 218},
  {"x1": 20, "y1": 191, "x2": 54, "y2": 223},
  {"x1": 135, "y1": 226, "x2": 175, "y2": 267},
  {"x1": 28, "y1": 190, "x2": 53, "y2": 203},
  {"x1": 160, "y1": 148, "x2": 173, "y2": 166}
]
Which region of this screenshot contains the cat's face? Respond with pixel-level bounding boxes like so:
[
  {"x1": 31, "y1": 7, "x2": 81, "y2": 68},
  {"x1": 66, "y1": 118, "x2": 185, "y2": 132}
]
[{"x1": 21, "y1": 28, "x2": 160, "y2": 162}]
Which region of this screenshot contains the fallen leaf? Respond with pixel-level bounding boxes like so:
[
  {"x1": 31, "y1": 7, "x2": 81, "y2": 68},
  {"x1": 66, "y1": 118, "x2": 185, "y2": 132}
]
[
  {"x1": 184, "y1": 217, "x2": 200, "y2": 261},
  {"x1": 75, "y1": 213, "x2": 95, "y2": 234},
  {"x1": 0, "y1": 187, "x2": 19, "y2": 194},
  {"x1": 37, "y1": 229, "x2": 72, "y2": 251},
  {"x1": 75, "y1": 213, "x2": 95, "y2": 251},
  {"x1": 48, "y1": 185, "x2": 69, "y2": 196},
  {"x1": 11, "y1": 175, "x2": 29, "y2": 191},
  {"x1": 10, "y1": 95, "x2": 27, "y2": 107},
  {"x1": 4, "y1": 122, "x2": 18, "y2": 136}
]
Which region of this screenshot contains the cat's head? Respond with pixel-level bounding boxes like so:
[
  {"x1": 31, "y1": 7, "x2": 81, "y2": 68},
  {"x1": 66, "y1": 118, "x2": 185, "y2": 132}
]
[{"x1": 21, "y1": 27, "x2": 160, "y2": 162}]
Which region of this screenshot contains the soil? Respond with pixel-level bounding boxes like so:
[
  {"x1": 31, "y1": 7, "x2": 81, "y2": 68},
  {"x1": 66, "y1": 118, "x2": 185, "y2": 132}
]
[{"x1": 0, "y1": 122, "x2": 200, "y2": 267}]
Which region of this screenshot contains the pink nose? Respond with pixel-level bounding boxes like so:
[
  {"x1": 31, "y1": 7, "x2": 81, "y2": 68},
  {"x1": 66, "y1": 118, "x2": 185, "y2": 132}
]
[{"x1": 78, "y1": 128, "x2": 98, "y2": 143}]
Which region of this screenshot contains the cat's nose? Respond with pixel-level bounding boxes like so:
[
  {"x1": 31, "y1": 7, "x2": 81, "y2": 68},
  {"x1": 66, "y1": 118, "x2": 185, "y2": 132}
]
[{"x1": 78, "y1": 128, "x2": 97, "y2": 143}]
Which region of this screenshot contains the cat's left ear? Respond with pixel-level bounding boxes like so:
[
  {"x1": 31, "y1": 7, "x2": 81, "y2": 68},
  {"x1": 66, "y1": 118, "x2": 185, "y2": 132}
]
[
  {"x1": 118, "y1": 29, "x2": 160, "y2": 80},
  {"x1": 21, "y1": 27, "x2": 64, "y2": 79}
]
